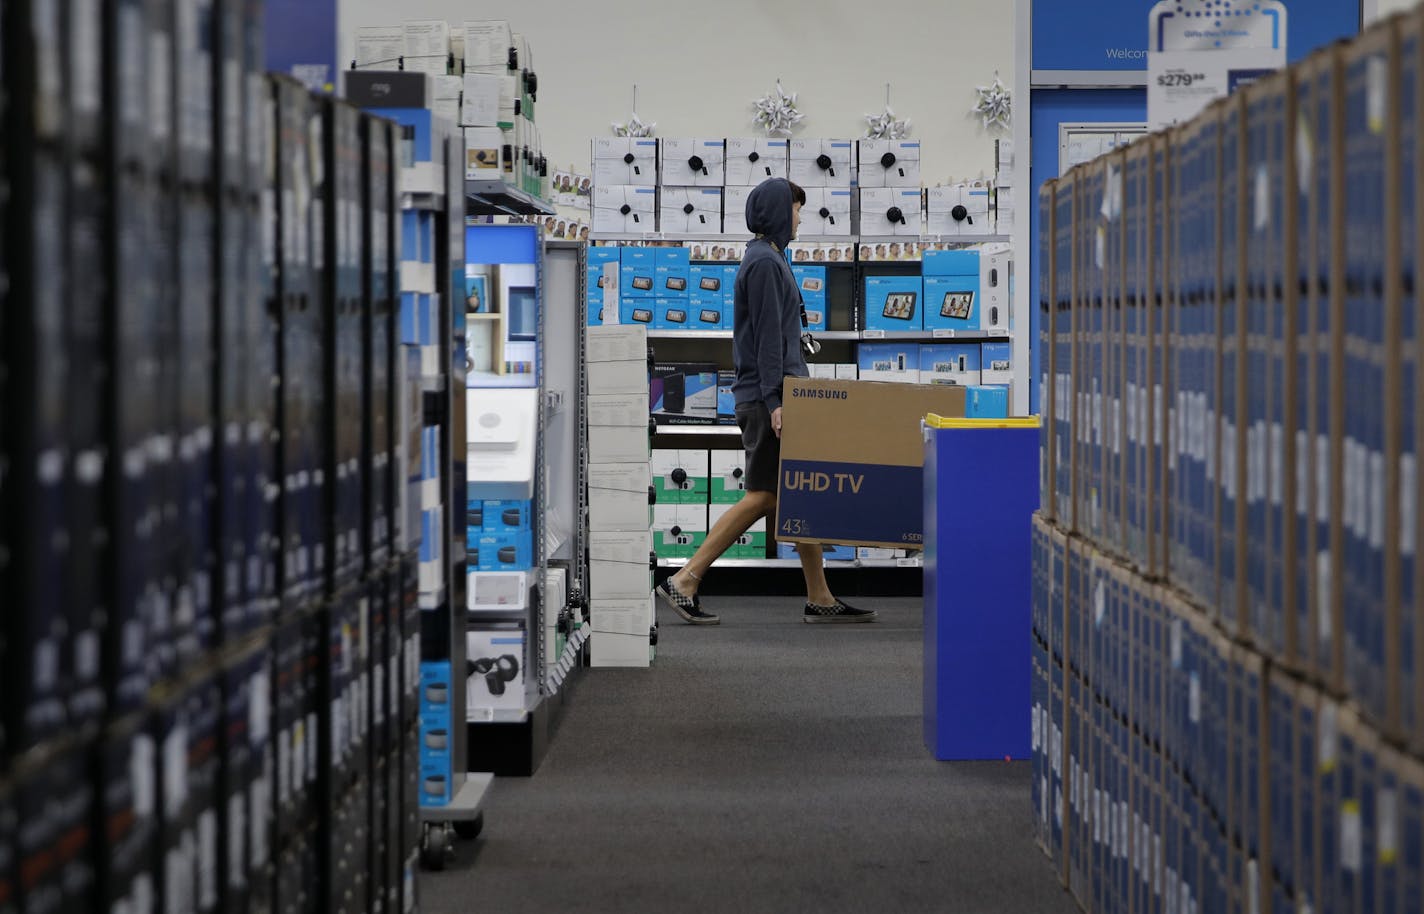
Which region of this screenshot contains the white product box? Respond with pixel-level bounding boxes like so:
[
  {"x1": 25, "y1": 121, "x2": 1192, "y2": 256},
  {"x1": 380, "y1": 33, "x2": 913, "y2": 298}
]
[
  {"x1": 586, "y1": 326, "x2": 649, "y2": 395},
  {"x1": 588, "y1": 463, "x2": 653, "y2": 532},
  {"x1": 859, "y1": 187, "x2": 923, "y2": 236},
  {"x1": 809, "y1": 363, "x2": 836, "y2": 379},
  {"x1": 593, "y1": 185, "x2": 658, "y2": 234},
  {"x1": 461, "y1": 74, "x2": 502, "y2": 126},
  {"x1": 589, "y1": 598, "x2": 653, "y2": 667},
  {"x1": 462, "y1": 20, "x2": 512, "y2": 70},
  {"x1": 801, "y1": 188, "x2": 853, "y2": 236},
  {"x1": 858, "y1": 139, "x2": 921, "y2": 188},
  {"x1": 980, "y1": 244, "x2": 1011, "y2": 333},
  {"x1": 660, "y1": 138, "x2": 726, "y2": 187},
  {"x1": 723, "y1": 185, "x2": 754, "y2": 236},
  {"x1": 994, "y1": 185, "x2": 1014, "y2": 233},
  {"x1": 588, "y1": 427, "x2": 651, "y2": 464},
  {"x1": 652, "y1": 503, "x2": 707, "y2": 555},
  {"x1": 660, "y1": 188, "x2": 723, "y2": 235},
  {"x1": 857, "y1": 343, "x2": 920, "y2": 384},
  {"x1": 544, "y1": 567, "x2": 567, "y2": 666},
  {"x1": 593, "y1": 137, "x2": 658, "y2": 186},
  {"x1": 468, "y1": 570, "x2": 528, "y2": 612},
  {"x1": 465, "y1": 628, "x2": 526, "y2": 715},
  {"x1": 725, "y1": 138, "x2": 789, "y2": 185},
  {"x1": 463, "y1": 127, "x2": 504, "y2": 179},
  {"x1": 995, "y1": 139, "x2": 1015, "y2": 184},
  {"x1": 466, "y1": 388, "x2": 538, "y2": 500},
  {"x1": 981, "y1": 342, "x2": 1013, "y2": 386},
  {"x1": 708, "y1": 503, "x2": 765, "y2": 556},
  {"x1": 402, "y1": 20, "x2": 451, "y2": 75},
  {"x1": 588, "y1": 630, "x2": 651, "y2": 667},
  {"x1": 857, "y1": 546, "x2": 898, "y2": 561},
  {"x1": 834, "y1": 363, "x2": 859, "y2": 380},
  {"x1": 355, "y1": 26, "x2": 404, "y2": 71},
  {"x1": 588, "y1": 395, "x2": 648, "y2": 428},
  {"x1": 651, "y1": 449, "x2": 710, "y2": 500},
  {"x1": 590, "y1": 531, "x2": 654, "y2": 600},
  {"x1": 926, "y1": 184, "x2": 991, "y2": 236},
  {"x1": 788, "y1": 139, "x2": 853, "y2": 187},
  {"x1": 513, "y1": 32, "x2": 531, "y2": 74},
  {"x1": 709, "y1": 450, "x2": 747, "y2": 501},
  {"x1": 432, "y1": 75, "x2": 462, "y2": 127}
]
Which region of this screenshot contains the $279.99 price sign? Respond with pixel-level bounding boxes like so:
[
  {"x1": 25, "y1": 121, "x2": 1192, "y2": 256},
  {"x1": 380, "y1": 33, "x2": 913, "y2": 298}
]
[{"x1": 1157, "y1": 71, "x2": 1206, "y2": 88}]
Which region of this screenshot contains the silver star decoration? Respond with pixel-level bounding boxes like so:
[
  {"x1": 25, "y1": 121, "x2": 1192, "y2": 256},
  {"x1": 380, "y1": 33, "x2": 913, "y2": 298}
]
[
  {"x1": 972, "y1": 73, "x2": 1012, "y2": 131},
  {"x1": 751, "y1": 80, "x2": 805, "y2": 137},
  {"x1": 864, "y1": 105, "x2": 911, "y2": 140},
  {"x1": 611, "y1": 113, "x2": 655, "y2": 138}
]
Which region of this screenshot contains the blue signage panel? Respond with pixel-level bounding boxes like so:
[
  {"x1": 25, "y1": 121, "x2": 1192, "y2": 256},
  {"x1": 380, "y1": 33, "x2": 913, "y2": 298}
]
[
  {"x1": 267, "y1": 0, "x2": 338, "y2": 93},
  {"x1": 1033, "y1": 0, "x2": 1359, "y2": 72}
]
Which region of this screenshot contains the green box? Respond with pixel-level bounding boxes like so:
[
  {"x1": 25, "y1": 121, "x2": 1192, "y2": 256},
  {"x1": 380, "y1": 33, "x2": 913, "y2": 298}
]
[{"x1": 652, "y1": 449, "x2": 710, "y2": 505}]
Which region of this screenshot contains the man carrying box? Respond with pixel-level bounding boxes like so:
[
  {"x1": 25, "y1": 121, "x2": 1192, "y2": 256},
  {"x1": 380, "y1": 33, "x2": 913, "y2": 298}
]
[{"x1": 655, "y1": 178, "x2": 877, "y2": 626}]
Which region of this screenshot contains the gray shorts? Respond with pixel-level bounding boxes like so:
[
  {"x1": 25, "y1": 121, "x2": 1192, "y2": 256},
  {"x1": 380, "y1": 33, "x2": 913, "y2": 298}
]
[{"x1": 735, "y1": 401, "x2": 779, "y2": 492}]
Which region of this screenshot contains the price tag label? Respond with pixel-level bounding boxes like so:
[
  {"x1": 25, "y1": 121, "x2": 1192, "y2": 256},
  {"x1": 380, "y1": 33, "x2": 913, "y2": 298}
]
[
  {"x1": 862, "y1": 329, "x2": 886, "y2": 339},
  {"x1": 932, "y1": 329, "x2": 956, "y2": 339}
]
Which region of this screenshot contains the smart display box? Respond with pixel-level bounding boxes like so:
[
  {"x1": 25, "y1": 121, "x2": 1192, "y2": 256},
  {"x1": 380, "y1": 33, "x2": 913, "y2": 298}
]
[{"x1": 864, "y1": 275, "x2": 924, "y2": 333}]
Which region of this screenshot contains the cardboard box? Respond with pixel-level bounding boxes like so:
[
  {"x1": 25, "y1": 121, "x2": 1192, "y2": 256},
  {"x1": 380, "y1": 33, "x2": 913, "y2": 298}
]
[
  {"x1": 857, "y1": 342, "x2": 920, "y2": 384},
  {"x1": 651, "y1": 449, "x2": 710, "y2": 504},
  {"x1": 920, "y1": 343, "x2": 982, "y2": 387},
  {"x1": 651, "y1": 362, "x2": 718, "y2": 425},
  {"x1": 653, "y1": 503, "x2": 707, "y2": 557},
  {"x1": 588, "y1": 463, "x2": 653, "y2": 531},
  {"x1": 864, "y1": 275, "x2": 924, "y2": 332},
  {"x1": 981, "y1": 342, "x2": 1012, "y2": 385},
  {"x1": 465, "y1": 628, "x2": 525, "y2": 715},
  {"x1": 858, "y1": 139, "x2": 922, "y2": 188},
  {"x1": 592, "y1": 137, "x2": 658, "y2": 186},
  {"x1": 789, "y1": 139, "x2": 853, "y2": 187},
  {"x1": 660, "y1": 138, "x2": 726, "y2": 187},
  {"x1": 589, "y1": 531, "x2": 654, "y2": 600},
  {"x1": 801, "y1": 188, "x2": 853, "y2": 236},
  {"x1": 592, "y1": 185, "x2": 657, "y2": 234},
  {"x1": 709, "y1": 503, "x2": 766, "y2": 558},
  {"x1": 467, "y1": 570, "x2": 528, "y2": 612},
  {"x1": 776, "y1": 378, "x2": 967, "y2": 548},
  {"x1": 660, "y1": 188, "x2": 723, "y2": 235},
  {"x1": 726, "y1": 138, "x2": 790, "y2": 184},
  {"x1": 859, "y1": 187, "x2": 923, "y2": 236},
  {"x1": 792, "y1": 266, "x2": 827, "y2": 330},
  {"x1": 927, "y1": 183, "x2": 992, "y2": 236}
]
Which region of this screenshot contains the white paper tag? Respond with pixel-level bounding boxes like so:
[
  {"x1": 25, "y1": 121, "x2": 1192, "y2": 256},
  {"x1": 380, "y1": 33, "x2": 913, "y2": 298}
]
[
  {"x1": 1095, "y1": 578, "x2": 1107, "y2": 625},
  {"x1": 1297, "y1": 429, "x2": 1311, "y2": 516},
  {"x1": 1171, "y1": 618, "x2": 1183, "y2": 668},
  {"x1": 1253, "y1": 166, "x2": 1270, "y2": 232},
  {"x1": 1319, "y1": 701, "x2": 1339, "y2": 771},
  {"x1": 163, "y1": 725, "x2": 189, "y2": 814},
  {"x1": 1368, "y1": 55, "x2": 1388, "y2": 135},
  {"x1": 1317, "y1": 434, "x2": 1331, "y2": 521},
  {"x1": 1341, "y1": 800, "x2": 1363, "y2": 872},
  {"x1": 1317, "y1": 552, "x2": 1333, "y2": 641},
  {"x1": 132, "y1": 735, "x2": 157, "y2": 817},
  {"x1": 1270, "y1": 423, "x2": 1283, "y2": 507},
  {"x1": 1296, "y1": 116, "x2": 1313, "y2": 195},
  {"x1": 1248, "y1": 860, "x2": 1260, "y2": 914},
  {"x1": 1096, "y1": 226, "x2": 1106, "y2": 270},
  {"x1": 1189, "y1": 672, "x2": 1201, "y2": 724},
  {"x1": 1369, "y1": 450, "x2": 1385, "y2": 550},
  {"x1": 249, "y1": 671, "x2": 270, "y2": 743},
  {"x1": 1379, "y1": 788, "x2": 1399, "y2": 862},
  {"x1": 1402, "y1": 453, "x2": 1417, "y2": 556}
]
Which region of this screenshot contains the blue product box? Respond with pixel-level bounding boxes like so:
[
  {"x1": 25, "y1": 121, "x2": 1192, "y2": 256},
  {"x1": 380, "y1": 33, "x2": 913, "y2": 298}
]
[
  {"x1": 857, "y1": 342, "x2": 920, "y2": 383},
  {"x1": 792, "y1": 265, "x2": 827, "y2": 330},
  {"x1": 864, "y1": 275, "x2": 924, "y2": 332},
  {"x1": 689, "y1": 264, "x2": 726, "y2": 307},
  {"x1": 655, "y1": 247, "x2": 691, "y2": 299},
  {"x1": 474, "y1": 529, "x2": 534, "y2": 571},
  {"x1": 980, "y1": 341, "x2": 1012, "y2": 385},
  {"x1": 919, "y1": 343, "x2": 982, "y2": 386},
  {"x1": 620, "y1": 298, "x2": 657, "y2": 327},
  {"x1": 619, "y1": 247, "x2": 658, "y2": 299},
  {"x1": 965, "y1": 385, "x2": 1009, "y2": 418},
  {"x1": 717, "y1": 370, "x2": 737, "y2": 424},
  {"x1": 921, "y1": 248, "x2": 980, "y2": 277},
  {"x1": 479, "y1": 499, "x2": 531, "y2": 533},
  {"x1": 585, "y1": 247, "x2": 621, "y2": 321},
  {"x1": 692, "y1": 300, "x2": 726, "y2": 330},
  {"x1": 923, "y1": 274, "x2": 981, "y2": 333},
  {"x1": 368, "y1": 107, "x2": 435, "y2": 164},
  {"x1": 401, "y1": 211, "x2": 432, "y2": 264},
  {"x1": 419, "y1": 756, "x2": 452, "y2": 806},
  {"x1": 778, "y1": 541, "x2": 855, "y2": 561},
  {"x1": 656, "y1": 298, "x2": 693, "y2": 330}
]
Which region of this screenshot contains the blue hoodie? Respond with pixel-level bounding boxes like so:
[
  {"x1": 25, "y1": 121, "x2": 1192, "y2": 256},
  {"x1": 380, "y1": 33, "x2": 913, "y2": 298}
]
[{"x1": 731, "y1": 178, "x2": 807, "y2": 413}]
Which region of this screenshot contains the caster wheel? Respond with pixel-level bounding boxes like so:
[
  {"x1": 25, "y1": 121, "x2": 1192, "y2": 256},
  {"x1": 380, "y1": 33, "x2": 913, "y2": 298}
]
[
  {"x1": 421, "y1": 824, "x2": 449, "y2": 871},
  {"x1": 454, "y1": 813, "x2": 484, "y2": 840}
]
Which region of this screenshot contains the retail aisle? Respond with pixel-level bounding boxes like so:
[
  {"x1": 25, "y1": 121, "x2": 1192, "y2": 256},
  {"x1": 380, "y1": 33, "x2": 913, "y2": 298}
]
[{"x1": 422, "y1": 596, "x2": 1077, "y2": 914}]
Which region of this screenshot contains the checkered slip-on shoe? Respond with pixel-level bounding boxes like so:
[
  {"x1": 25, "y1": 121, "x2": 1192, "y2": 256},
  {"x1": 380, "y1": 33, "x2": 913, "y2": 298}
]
[
  {"x1": 803, "y1": 599, "x2": 878, "y2": 624},
  {"x1": 656, "y1": 580, "x2": 720, "y2": 625}
]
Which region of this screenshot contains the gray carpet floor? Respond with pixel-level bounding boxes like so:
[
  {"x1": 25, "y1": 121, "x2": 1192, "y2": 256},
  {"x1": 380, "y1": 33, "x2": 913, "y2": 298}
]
[{"x1": 420, "y1": 596, "x2": 1079, "y2": 914}]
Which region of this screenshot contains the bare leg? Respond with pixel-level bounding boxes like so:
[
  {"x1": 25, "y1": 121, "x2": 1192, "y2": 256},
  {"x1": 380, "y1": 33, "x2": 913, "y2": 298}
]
[
  {"x1": 669, "y1": 491, "x2": 777, "y2": 596},
  {"x1": 794, "y1": 542, "x2": 836, "y2": 605}
]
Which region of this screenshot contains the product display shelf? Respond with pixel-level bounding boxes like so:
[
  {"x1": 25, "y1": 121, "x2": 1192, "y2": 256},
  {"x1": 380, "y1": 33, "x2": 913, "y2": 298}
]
[
  {"x1": 653, "y1": 426, "x2": 743, "y2": 437},
  {"x1": 465, "y1": 179, "x2": 554, "y2": 217},
  {"x1": 645, "y1": 329, "x2": 867, "y2": 341},
  {"x1": 861, "y1": 233, "x2": 1011, "y2": 246},
  {"x1": 859, "y1": 330, "x2": 1012, "y2": 341}
]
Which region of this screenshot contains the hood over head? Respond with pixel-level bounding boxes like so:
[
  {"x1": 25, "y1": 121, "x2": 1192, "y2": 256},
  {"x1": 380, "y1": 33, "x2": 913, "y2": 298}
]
[{"x1": 745, "y1": 177, "x2": 795, "y2": 251}]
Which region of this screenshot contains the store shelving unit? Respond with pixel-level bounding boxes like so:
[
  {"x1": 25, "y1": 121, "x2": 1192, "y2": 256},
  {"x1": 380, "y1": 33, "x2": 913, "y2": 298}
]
[{"x1": 465, "y1": 179, "x2": 555, "y2": 218}]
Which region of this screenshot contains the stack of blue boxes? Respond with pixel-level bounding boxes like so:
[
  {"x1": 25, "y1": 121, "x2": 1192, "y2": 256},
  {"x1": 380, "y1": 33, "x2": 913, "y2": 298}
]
[
  {"x1": 418, "y1": 664, "x2": 454, "y2": 806},
  {"x1": 466, "y1": 498, "x2": 535, "y2": 571}
]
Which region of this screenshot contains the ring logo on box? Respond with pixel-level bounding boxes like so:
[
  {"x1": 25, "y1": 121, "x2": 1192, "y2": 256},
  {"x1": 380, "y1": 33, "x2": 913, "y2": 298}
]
[
  {"x1": 783, "y1": 470, "x2": 864, "y2": 493},
  {"x1": 791, "y1": 388, "x2": 847, "y2": 400}
]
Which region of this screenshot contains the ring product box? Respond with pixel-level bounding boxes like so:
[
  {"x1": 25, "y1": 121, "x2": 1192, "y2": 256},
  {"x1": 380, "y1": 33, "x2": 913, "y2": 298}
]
[
  {"x1": 464, "y1": 127, "x2": 505, "y2": 179},
  {"x1": 661, "y1": 188, "x2": 723, "y2": 235},
  {"x1": 710, "y1": 451, "x2": 749, "y2": 503},
  {"x1": 858, "y1": 140, "x2": 922, "y2": 188},
  {"x1": 860, "y1": 187, "x2": 923, "y2": 236},
  {"x1": 927, "y1": 183, "x2": 992, "y2": 236},
  {"x1": 589, "y1": 397, "x2": 653, "y2": 464},
  {"x1": 466, "y1": 388, "x2": 538, "y2": 500},
  {"x1": 964, "y1": 385, "x2": 1010, "y2": 418},
  {"x1": 402, "y1": 20, "x2": 452, "y2": 75},
  {"x1": 460, "y1": 74, "x2": 504, "y2": 127},
  {"x1": 586, "y1": 326, "x2": 649, "y2": 395},
  {"x1": 432, "y1": 75, "x2": 463, "y2": 127},
  {"x1": 709, "y1": 504, "x2": 767, "y2": 558},
  {"x1": 660, "y1": 139, "x2": 727, "y2": 187},
  {"x1": 718, "y1": 370, "x2": 738, "y2": 423},
  {"x1": 979, "y1": 245, "x2": 1011, "y2": 332},
  {"x1": 619, "y1": 247, "x2": 658, "y2": 298},
  {"x1": 652, "y1": 449, "x2": 711, "y2": 504},
  {"x1": 593, "y1": 185, "x2": 657, "y2": 234},
  {"x1": 726, "y1": 138, "x2": 790, "y2": 184},
  {"x1": 792, "y1": 266, "x2": 827, "y2": 330},
  {"x1": 863, "y1": 275, "x2": 925, "y2": 332},
  {"x1": 655, "y1": 247, "x2": 692, "y2": 299},
  {"x1": 593, "y1": 137, "x2": 658, "y2": 186},
  {"x1": 590, "y1": 532, "x2": 655, "y2": 600},
  {"x1": 723, "y1": 185, "x2": 755, "y2": 236},
  {"x1": 857, "y1": 343, "x2": 921, "y2": 384},
  {"x1": 920, "y1": 344, "x2": 981, "y2": 387},
  {"x1": 655, "y1": 300, "x2": 691, "y2": 330},
  {"x1": 467, "y1": 570, "x2": 529, "y2": 612},
  {"x1": 789, "y1": 139, "x2": 853, "y2": 187},
  {"x1": 465, "y1": 629, "x2": 526, "y2": 714},
  {"x1": 653, "y1": 504, "x2": 708, "y2": 558},
  {"x1": 651, "y1": 362, "x2": 719, "y2": 425},
  {"x1": 588, "y1": 463, "x2": 654, "y2": 531},
  {"x1": 462, "y1": 20, "x2": 514, "y2": 71},
  {"x1": 346, "y1": 70, "x2": 432, "y2": 109},
  {"x1": 801, "y1": 188, "x2": 853, "y2": 236},
  {"x1": 981, "y1": 342, "x2": 1012, "y2": 386}
]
